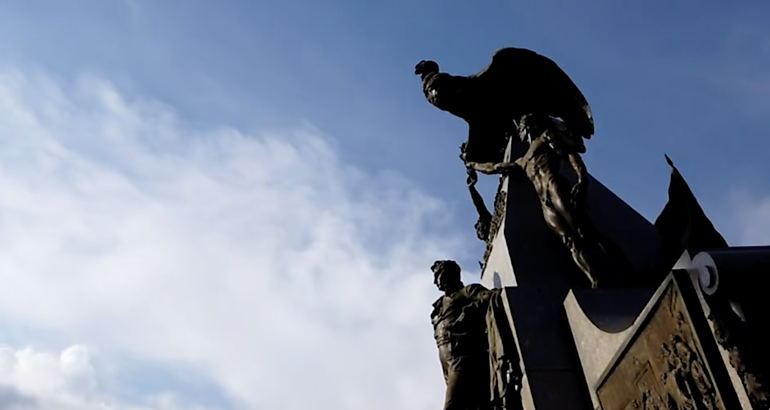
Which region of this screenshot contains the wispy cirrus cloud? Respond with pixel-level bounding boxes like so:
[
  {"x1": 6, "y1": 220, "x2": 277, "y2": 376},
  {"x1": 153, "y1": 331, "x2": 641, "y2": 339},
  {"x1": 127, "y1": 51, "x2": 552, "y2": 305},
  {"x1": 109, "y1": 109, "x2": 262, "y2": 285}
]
[{"x1": 0, "y1": 68, "x2": 466, "y2": 409}]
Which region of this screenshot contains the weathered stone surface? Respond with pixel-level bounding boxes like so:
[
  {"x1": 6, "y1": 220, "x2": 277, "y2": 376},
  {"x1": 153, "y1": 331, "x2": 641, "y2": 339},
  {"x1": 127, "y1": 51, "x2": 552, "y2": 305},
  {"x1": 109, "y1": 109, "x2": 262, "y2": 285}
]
[
  {"x1": 501, "y1": 286, "x2": 594, "y2": 410},
  {"x1": 476, "y1": 132, "x2": 666, "y2": 410},
  {"x1": 596, "y1": 271, "x2": 741, "y2": 410},
  {"x1": 687, "y1": 249, "x2": 770, "y2": 409},
  {"x1": 564, "y1": 288, "x2": 656, "y2": 407}
]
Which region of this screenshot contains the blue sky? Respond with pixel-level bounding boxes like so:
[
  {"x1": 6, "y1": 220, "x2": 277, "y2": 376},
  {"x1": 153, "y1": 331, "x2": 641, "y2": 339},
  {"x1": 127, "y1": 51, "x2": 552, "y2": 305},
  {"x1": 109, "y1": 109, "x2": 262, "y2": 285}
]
[
  {"x1": 4, "y1": 1, "x2": 770, "y2": 222},
  {"x1": 0, "y1": 1, "x2": 769, "y2": 409}
]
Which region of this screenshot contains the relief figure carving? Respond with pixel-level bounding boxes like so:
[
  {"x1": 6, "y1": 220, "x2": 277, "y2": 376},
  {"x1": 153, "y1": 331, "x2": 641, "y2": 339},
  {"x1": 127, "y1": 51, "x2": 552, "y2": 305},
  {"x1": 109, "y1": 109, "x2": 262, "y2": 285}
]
[{"x1": 598, "y1": 281, "x2": 729, "y2": 410}]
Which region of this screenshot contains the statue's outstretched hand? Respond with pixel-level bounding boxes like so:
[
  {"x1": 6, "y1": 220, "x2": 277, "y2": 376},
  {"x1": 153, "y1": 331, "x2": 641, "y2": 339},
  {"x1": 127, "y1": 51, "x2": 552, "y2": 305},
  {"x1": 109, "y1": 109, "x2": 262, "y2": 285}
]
[
  {"x1": 466, "y1": 168, "x2": 478, "y2": 187},
  {"x1": 459, "y1": 142, "x2": 468, "y2": 162}
]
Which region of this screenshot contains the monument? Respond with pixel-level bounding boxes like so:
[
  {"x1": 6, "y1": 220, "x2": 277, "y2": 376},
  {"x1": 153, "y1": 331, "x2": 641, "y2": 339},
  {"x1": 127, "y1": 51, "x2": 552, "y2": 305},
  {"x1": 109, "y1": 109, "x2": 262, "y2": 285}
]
[{"x1": 415, "y1": 47, "x2": 770, "y2": 410}]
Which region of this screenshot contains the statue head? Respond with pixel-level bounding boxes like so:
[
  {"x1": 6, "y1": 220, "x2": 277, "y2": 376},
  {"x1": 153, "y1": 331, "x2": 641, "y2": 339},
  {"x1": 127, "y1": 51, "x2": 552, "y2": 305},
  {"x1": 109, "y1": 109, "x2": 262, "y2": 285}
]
[
  {"x1": 517, "y1": 114, "x2": 548, "y2": 141},
  {"x1": 415, "y1": 60, "x2": 439, "y2": 77},
  {"x1": 431, "y1": 260, "x2": 462, "y2": 292}
]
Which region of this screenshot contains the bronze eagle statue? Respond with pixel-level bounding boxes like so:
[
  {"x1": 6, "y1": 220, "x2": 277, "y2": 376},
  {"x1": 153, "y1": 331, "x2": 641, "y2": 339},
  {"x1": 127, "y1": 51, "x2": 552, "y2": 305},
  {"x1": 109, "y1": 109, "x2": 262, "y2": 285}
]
[{"x1": 415, "y1": 47, "x2": 594, "y2": 164}]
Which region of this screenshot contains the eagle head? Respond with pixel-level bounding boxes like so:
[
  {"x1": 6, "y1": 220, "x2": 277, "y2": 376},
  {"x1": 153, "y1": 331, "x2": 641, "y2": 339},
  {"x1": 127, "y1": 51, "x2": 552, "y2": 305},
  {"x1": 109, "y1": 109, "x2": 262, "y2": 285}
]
[{"x1": 415, "y1": 60, "x2": 439, "y2": 77}]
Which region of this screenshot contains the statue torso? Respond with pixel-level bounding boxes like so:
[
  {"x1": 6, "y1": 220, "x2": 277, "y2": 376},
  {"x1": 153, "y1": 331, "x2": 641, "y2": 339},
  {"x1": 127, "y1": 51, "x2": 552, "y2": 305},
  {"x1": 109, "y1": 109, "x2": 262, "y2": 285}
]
[
  {"x1": 431, "y1": 285, "x2": 494, "y2": 369},
  {"x1": 522, "y1": 138, "x2": 562, "y2": 195}
]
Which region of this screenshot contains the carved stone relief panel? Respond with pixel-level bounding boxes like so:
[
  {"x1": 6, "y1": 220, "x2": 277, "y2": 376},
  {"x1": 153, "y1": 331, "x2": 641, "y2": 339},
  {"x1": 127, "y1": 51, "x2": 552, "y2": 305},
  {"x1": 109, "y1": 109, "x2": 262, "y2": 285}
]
[{"x1": 597, "y1": 277, "x2": 735, "y2": 410}]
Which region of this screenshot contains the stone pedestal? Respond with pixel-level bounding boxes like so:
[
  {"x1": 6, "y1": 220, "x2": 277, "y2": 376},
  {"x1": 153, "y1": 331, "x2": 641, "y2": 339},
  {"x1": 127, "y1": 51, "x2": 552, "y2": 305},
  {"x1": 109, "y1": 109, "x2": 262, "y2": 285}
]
[
  {"x1": 565, "y1": 271, "x2": 743, "y2": 410},
  {"x1": 481, "y1": 137, "x2": 665, "y2": 410},
  {"x1": 563, "y1": 287, "x2": 656, "y2": 407},
  {"x1": 474, "y1": 132, "x2": 765, "y2": 409}
]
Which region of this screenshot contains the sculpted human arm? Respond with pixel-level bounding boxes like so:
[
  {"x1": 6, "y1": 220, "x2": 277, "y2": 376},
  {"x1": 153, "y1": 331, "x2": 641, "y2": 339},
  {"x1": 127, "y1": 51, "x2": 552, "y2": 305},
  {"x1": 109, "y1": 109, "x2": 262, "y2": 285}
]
[
  {"x1": 466, "y1": 284, "x2": 503, "y2": 305},
  {"x1": 456, "y1": 284, "x2": 502, "y2": 323},
  {"x1": 465, "y1": 148, "x2": 534, "y2": 175},
  {"x1": 460, "y1": 140, "x2": 511, "y2": 175},
  {"x1": 465, "y1": 161, "x2": 517, "y2": 175},
  {"x1": 567, "y1": 152, "x2": 588, "y2": 208},
  {"x1": 466, "y1": 169, "x2": 493, "y2": 224}
]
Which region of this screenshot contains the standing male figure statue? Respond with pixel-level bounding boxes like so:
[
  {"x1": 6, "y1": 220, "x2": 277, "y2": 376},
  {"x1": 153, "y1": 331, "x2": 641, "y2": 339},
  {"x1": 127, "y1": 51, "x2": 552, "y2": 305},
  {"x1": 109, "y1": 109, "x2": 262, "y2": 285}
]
[
  {"x1": 503, "y1": 114, "x2": 636, "y2": 288},
  {"x1": 431, "y1": 260, "x2": 502, "y2": 410}
]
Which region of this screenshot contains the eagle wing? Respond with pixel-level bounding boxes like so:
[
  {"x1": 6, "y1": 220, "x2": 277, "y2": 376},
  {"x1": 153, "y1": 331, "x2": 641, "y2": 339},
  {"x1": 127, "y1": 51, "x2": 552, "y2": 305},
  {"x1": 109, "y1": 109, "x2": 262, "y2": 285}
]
[
  {"x1": 464, "y1": 122, "x2": 508, "y2": 164},
  {"x1": 474, "y1": 47, "x2": 594, "y2": 139}
]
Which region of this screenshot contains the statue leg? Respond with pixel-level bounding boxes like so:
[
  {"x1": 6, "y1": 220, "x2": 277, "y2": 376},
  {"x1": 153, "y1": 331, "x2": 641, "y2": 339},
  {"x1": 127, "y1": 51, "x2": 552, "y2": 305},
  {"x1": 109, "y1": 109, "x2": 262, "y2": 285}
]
[
  {"x1": 539, "y1": 179, "x2": 599, "y2": 287},
  {"x1": 546, "y1": 171, "x2": 637, "y2": 279},
  {"x1": 566, "y1": 235, "x2": 599, "y2": 289},
  {"x1": 592, "y1": 229, "x2": 638, "y2": 277},
  {"x1": 443, "y1": 358, "x2": 490, "y2": 410},
  {"x1": 546, "y1": 180, "x2": 582, "y2": 237},
  {"x1": 569, "y1": 203, "x2": 638, "y2": 279},
  {"x1": 541, "y1": 200, "x2": 599, "y2": 288},
  {"x1": 548, "y1": 176, "x2": 637, "y2": 285},
  {"x1": 443, "y1": 369, "x2": 462, "y2": 410}
]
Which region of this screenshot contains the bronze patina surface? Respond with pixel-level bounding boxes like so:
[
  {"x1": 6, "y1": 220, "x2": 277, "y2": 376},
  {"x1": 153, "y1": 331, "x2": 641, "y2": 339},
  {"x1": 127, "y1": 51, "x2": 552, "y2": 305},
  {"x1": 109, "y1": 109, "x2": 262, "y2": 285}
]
[{"x1": 597, "y1": 273, "x2": 739, "y2": 410}]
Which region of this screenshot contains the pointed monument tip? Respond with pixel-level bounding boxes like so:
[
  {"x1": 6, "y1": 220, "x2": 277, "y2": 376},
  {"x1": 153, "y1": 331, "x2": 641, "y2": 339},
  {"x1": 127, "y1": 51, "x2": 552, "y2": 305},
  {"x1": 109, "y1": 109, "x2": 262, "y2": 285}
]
[{"x1": 664, "y1": 154, "x2": 674, "y2": 168}]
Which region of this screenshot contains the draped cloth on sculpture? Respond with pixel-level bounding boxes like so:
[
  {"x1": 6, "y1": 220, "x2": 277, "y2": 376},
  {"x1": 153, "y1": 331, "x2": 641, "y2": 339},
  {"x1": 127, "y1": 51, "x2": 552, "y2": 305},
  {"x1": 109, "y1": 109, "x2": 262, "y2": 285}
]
[{"x1": 487, "y1": 292, "x2": 522, "y2": 410}]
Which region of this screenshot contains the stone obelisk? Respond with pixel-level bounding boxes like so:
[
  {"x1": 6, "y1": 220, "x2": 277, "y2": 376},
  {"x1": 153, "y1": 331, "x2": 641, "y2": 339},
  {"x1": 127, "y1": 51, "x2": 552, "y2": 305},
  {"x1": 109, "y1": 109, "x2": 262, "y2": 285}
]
[{"x1": 480, "y1": 135, "x2": 665, "y2": 410}]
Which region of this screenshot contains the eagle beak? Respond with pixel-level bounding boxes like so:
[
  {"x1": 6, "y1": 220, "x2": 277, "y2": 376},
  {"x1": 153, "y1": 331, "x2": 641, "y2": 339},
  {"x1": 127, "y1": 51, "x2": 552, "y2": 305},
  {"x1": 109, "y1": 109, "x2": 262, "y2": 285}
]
[{"x1": 414, "y1": 60, "x2": 426, "y2": 75}]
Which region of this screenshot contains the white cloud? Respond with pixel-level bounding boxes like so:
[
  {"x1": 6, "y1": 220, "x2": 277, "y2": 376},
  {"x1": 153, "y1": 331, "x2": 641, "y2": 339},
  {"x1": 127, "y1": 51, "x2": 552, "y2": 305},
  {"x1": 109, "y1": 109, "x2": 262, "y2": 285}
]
[
  {"x1": 727, "y1": 190, "x2": 770, "y2": 245},
  {"x1": 0, "y1": 344, "x2": 112, "y2": 410},
  {"x1": 0, "y1": 68, "x2": 466, "y2": 409}
]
